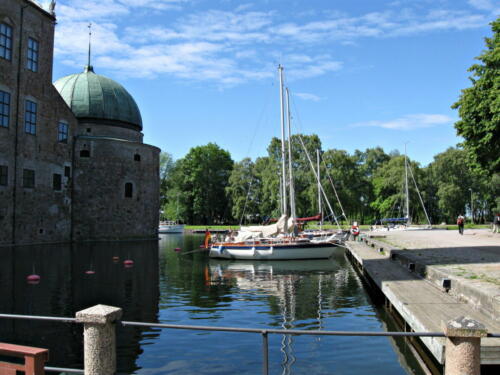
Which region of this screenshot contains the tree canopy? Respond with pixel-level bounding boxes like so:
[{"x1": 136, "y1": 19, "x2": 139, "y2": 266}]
[{"x1": 452, "y1": 17, "x2": 500, "y2": 175}]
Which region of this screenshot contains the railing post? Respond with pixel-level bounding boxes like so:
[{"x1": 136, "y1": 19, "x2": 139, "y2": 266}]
[
  {"x1": 76, "y1": 304, "x2": 122, "y2": 375},
  {"x1": 443, "y1": 316, "x2": 487, "y2": 375}
]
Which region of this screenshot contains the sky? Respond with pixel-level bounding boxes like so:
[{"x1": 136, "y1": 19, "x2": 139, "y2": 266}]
[{"x1": 42, "y1": 0, "x2": 499, "y2": 166}]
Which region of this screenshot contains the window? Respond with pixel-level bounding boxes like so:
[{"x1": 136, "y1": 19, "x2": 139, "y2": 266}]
[
  {"x1": 80, "y1": 149, "x2": 90, "y2": 158},
  {"x1": 23, "y1": 169, "x2": 35, "y2": 188},
  {"x1": 64, "y1": 166, "x2": 71, "y2": 178},
  {"x1": 0, "y1": 90, "x2": 10, "y2": 128},
  {"x1": 134, "y1": 154, "x2": 141, "y2": 161},
  {"x1": 27, "y1": 38, "x2": 39, "y2": 72},
  {"x1": 24, "y1": 100, "x2": 37, "y2": 134},
  {"x1": 58, "y1": 122, "x2": 68, "y2": 143},
  {"x1": 0, "y1": 165, "x2": 7, "y2": 186},
  {"x1": 53, "y1": 173, "x2": 62, "y2": 191},
  {"x1": 125, "y1": 183, "x2": 133, "y2": 198},
  {"x1": 0, "y1": 23, "x2": 12, "y2": 61}
]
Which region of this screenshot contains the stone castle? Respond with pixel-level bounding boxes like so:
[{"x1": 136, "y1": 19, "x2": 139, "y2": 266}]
[{"x1": 0, "y1": 0, "x2": 160, "y2": 245}]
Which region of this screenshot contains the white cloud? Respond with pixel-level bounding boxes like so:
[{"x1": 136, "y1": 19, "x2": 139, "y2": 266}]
[
  {"x1": 350, "y1": 114, "x2": 454, "y2": 130},
  {"x1": 294, "y1": 92, "x2": 324, "y2": 102},
  {"x1": 52, "y1": 0, "x2": 494, "y2": 85}
]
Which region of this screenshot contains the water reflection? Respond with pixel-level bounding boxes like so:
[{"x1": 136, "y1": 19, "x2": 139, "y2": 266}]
[
  {"x1": 0, "y1": 241, "x2": 159, "y2": 372},
  {"x1": 0, "y1": 235, "x2": 424, "y2": 374}
]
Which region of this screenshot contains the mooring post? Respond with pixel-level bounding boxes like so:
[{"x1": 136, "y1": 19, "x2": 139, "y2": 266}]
[
  {"x1": 443, "y1": 316, "x2": 487, "y2": 375},
  {"x1": 76, "y1": 304, "x2": 123, "y2": 375}
]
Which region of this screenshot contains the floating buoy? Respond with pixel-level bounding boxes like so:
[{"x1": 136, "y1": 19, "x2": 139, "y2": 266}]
[
  {"x1": 85, "y1": 270, "x2": 95, "y2": 275},
  {"x1": 199, "y1": 245, "x2": 205, "y2": 248},
  {"x1": 123, "y1": 259, "x2": 134, "y2": 267},
  {"x1": 112, "y1": 256, "x2": 119, "y2": 262},
  {"x1": 174, "y1": 247, "x2": 181, "y2": 252},
  {"x1": 27, "y1": 274, "x2": 40, "y2": 285}
]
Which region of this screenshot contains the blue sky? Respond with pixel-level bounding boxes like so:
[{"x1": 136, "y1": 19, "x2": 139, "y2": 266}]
[{"x1": 44, "y1": 0, "x2": 499, "y2": 166}]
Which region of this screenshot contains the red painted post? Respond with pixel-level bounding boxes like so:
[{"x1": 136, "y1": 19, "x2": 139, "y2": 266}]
[{"x1": 0, "y1": 343, "x2": 49, "y2": 375}]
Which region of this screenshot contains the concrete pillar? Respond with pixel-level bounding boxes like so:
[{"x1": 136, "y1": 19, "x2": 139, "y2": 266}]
[
  {"x1": 443, "y1": 316, "x2": 487, "y2": 375},
  {"x1": 76, "y1": 304, "x2": 123, "y2": 375}
]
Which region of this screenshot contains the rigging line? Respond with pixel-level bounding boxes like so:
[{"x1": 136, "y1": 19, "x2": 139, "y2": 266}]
[
  {"x1": 239, "y1": 178, "x2": 254, "y2": 226},
  {"x1": 407, "y1": 161, "x2": 432, "y2": 226},
  {"x1": 320, "y1": 155, "x2": 349, "y2": 224},
  {"x1": 285, "y1": 90, "x2": 341, "y2": 228},
  {"x1": 296, "y1": 133, "x2": 341, "y2": 229}
]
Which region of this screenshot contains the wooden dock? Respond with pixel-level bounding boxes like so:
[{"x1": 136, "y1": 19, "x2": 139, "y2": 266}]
[{"x1": 345, "y1": 240, "x2": 500, "y2": 365}]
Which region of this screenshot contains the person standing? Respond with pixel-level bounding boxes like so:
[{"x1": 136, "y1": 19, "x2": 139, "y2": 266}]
[{"x1": 457, "y1": 215, "x2": 465, "y2": 235}]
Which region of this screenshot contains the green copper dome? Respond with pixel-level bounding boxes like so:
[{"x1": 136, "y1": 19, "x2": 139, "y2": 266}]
[{"x1": 54, "y1": 66, "x2": 142, "y2": 130}]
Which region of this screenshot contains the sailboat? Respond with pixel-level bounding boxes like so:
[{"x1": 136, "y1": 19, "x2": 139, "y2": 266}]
[
  {"x1": 209, "y1": 66, "x2": 340, "y2": 260},
  {"x1": 374, "y1": 144, "x2": 432, "y2": 231}
]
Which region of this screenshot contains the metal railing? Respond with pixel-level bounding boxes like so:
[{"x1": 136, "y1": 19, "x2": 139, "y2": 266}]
[{"x1": 0, "y1": 312, "x2": 499, "y2": 375}]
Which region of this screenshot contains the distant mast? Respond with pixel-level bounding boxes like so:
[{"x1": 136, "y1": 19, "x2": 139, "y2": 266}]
[
  {"x1": 317, "y1": 149, "x2": 322, "y2": 230},
  {"x1": 285, "y1": 87, "x2": 296, "y2": 220},
  {"x1": 278, "y1": 65, "x2": 288, "y2": 219},
  {"x1": 404, "y1": 142, "x2": 410, "y2": 225}
]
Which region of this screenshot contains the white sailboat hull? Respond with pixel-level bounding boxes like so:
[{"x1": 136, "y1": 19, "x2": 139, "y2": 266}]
[{"x1": 209, "y1": 242, "x2": 338, "y2": 260}]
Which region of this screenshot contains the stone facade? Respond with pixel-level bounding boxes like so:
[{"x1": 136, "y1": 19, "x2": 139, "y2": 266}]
[{"x1": 0, "y1": 0, "x2": 160, "y2": 245}]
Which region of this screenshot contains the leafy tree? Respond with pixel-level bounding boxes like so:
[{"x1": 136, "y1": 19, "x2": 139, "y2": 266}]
[
  {"x1": 226, "y1": 158, "x2": 261, "y2": 224},
  {"x1": 452, "y1": 18, "x2": 500, "y2": 174},
  {"x1": 169, "y1": 143, "x2": 233, "y2": 225},
  {"x1": 159, "y1": 152, "x2": 176, "y2": 215}
]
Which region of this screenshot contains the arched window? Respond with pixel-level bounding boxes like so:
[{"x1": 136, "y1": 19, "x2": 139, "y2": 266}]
[
  {"x1": 134, "y1": 154, "x2": 141, "y2": 161},
  {"x1": 80, "y1": 149, "x2": 90, "y2": 158},
  {"x1": 125, "y1": 182, "x2": 133, "y2": 198}
]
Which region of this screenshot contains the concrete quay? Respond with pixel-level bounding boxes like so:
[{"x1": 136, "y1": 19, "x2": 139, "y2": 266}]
[{"x1": 344, "y1": 229, "x2": 500, "y2": 367}]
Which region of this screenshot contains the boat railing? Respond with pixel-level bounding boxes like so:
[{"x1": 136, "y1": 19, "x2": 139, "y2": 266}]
[{"x1": 0, "y1": 309, "x2": 498, "y2": 375}]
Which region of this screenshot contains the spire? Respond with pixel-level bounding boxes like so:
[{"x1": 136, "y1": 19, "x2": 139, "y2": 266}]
[{"x1": 84, "y1": 22, "x2": 94, "y2": 73}]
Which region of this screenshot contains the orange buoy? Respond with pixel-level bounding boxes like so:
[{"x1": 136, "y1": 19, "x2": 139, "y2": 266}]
[
  {"x1": 174, "y1": 247, "x2": 181, "y2": 252},
  {"x1": 124, "y1": 259, "x2": 134, "y2": 267},
  {"x1": 112, "y1": 256, "x2": 119, "y2": 262},
  {"x1": 85, "y1": 270, "x2": 95, "y2": 275}
]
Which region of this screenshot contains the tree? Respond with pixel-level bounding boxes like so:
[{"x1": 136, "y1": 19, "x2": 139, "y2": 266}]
[
  {"x1": 159, "y1": 152, "x2": 175, "y2": 214},
  {"x1": 452, "y1": 18, "x2": 500, "y2": 174},
  {"x1": 168, "y1": 143, "x2": 233, "y2": 225}
]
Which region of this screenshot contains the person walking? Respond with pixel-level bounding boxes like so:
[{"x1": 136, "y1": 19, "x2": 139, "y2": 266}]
[
  {"x1": 457, "y1": 214, "x2": 465, "y2": 235},
  {"x1": 493, "y1": 213, "x2": 500, "y2": 234}
]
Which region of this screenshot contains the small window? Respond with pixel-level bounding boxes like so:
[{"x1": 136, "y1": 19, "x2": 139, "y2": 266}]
[
  {"x1": 86, "y1": 128, "x2": 91, "y2": 133},
  {"x1": 27, "y1": 38, "x2": 39, "y2": 72},
  {"x1": 58, "y1": 122, "x2": 68, "y2": 143},
  {"x1": 0, "y1": 90, "x2": 10, "y2": 128},
  {"x1": 134, "y1": 154, "x2": 141, "y2": 161},
  {"x1": 53, "y1": 173, "x2": 62, "y2": 191},
  {"x1": 64, "y1": 166, "x2": 71, "y2": 178},
  {"x1": 80, "y1": 149, "x2": 90, "y2": 158},
  {"x1": 24, "y1": 100, "x2": 37, "y2": 135},
  {"x1": 23, "y1": 169, "x2": 35, "y2": 188},
  {"x1": 0, "y1": 165, "x2": 7, "y2": 186},
  {"x1": 0, "y1": 23, "x2": 12, "y2": 61},
  {"x1": 124, "y1": 182, "x2": 133, "y2": 198}
]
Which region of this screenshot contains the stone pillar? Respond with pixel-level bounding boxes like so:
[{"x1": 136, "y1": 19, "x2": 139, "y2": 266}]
[
  {"x1": 443, "y1": 316, "x2": 487, "y2": 375},
  {"x1": 76, "y1": 304, "x2": 123, "y2": 375}
]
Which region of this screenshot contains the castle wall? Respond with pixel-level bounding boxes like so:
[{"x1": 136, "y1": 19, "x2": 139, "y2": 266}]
[
  {"x1": 73, "y1": 135, "x2": 160, "y2": 241},
  {"x1": 0, "y1": 0, "x2": 78, "y2": 245}
]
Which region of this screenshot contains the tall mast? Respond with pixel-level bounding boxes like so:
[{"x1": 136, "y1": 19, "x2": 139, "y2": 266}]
[
  {"x1": 278, "y1": 65, "x2": 288, "y2": 218},
  {"x1": 285, "y1": 87, "x2": 296, "y2": 219},
  {"x1": 317, "y1": 149, "x2": 322, "y2": 230},
  {"x1": 404, "y1": 142, "x2": 410, "y2": 225}
]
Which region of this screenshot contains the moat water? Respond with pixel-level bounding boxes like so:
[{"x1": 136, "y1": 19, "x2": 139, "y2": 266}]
[{"x1": 0, "y1": 235, "x2": 425, "y2": 374}]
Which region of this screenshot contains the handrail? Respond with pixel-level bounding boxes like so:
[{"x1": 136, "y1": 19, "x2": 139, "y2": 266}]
[{"x1": 0, "y1": 312, "x2": 498, "y2": 375}]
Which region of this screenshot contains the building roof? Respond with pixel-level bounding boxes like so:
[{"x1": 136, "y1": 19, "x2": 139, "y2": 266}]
[{"x1": 54, "y1": 65, "x2": 143, "y2": 130}]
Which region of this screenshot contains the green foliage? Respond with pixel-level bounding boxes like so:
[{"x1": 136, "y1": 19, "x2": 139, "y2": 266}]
[{"x1": 452, "y1": 18, "x2": 500, "y2": 174}]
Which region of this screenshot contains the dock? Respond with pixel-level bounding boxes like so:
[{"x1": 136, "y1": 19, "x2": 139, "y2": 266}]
[{"x1": 345, "y1": 229, "x2": 500, "y2": 366}]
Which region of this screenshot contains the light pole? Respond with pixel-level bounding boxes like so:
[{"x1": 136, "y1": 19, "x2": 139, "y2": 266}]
[{"x1": 469, "y1": 188, "x2": 473, "y2": 224}]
